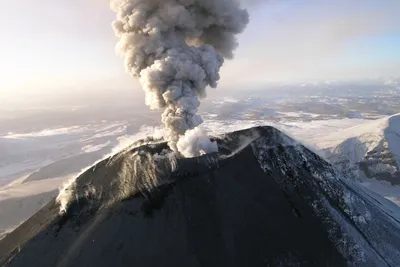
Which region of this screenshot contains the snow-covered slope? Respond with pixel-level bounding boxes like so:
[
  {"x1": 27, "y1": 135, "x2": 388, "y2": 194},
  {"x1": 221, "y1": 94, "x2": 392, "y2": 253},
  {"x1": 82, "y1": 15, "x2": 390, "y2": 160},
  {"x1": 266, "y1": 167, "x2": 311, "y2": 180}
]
[
  {"x1": 318, "y1": 113, "x2": 400, "y2": 185},
  {"x1": 314, "y1": 114, "x2": 400, "y2": 206}
]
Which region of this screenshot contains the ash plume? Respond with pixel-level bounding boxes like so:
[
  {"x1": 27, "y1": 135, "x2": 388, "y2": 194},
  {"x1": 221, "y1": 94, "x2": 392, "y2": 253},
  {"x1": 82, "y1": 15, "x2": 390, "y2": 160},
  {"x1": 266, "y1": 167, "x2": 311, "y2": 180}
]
[{"x1": 110, "y1": 0, "x2": 249, "y2": 157}]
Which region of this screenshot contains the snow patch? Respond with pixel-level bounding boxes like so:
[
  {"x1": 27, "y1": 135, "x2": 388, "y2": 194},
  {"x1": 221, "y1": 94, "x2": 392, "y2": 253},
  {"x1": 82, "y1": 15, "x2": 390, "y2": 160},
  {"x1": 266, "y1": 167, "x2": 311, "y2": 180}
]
[{"x1": 82, "y1": 141, "x2": 111, "y2": 153}]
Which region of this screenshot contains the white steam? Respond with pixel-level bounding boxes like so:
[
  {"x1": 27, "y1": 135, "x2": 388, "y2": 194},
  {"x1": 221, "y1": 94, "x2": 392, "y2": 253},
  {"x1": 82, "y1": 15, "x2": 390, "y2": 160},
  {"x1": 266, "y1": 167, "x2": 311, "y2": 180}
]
[
  {"x1": 110, "y1": 0, "x2": 249, "y2": 157},
  {"x1": 177, "y1": 127, "x2": 218, "y2": 157},
  {"x1": 57, "y1": 176, "x2": 78, "y2": 213}
]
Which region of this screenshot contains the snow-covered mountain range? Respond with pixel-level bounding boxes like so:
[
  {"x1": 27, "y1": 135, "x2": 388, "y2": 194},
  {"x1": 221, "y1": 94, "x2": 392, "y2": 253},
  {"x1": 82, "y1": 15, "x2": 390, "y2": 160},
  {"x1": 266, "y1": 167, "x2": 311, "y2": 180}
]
[{"x1": 319, "y1": 114, "x2": 400, "y2": 185}]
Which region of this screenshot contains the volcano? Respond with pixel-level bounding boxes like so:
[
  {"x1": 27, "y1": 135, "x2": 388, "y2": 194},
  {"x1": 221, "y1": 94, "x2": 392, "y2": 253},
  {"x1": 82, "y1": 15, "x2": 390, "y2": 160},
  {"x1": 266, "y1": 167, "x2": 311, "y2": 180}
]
[{"x1": 1, "y1": 126, "x2": 400, "y2": 267}]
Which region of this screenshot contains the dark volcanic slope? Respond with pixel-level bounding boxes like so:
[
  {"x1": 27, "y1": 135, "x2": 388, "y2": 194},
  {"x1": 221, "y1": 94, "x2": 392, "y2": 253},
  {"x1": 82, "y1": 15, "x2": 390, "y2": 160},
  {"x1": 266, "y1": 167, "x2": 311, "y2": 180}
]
[{"x1": 1, "y1": 126, "x2": 400, "y2": 267}]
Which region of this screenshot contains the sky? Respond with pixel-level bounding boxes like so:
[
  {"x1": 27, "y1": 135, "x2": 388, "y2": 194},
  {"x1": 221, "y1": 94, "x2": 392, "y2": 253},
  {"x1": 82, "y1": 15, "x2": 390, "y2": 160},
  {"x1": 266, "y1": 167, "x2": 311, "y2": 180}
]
[{"x1": 0, "y1": 0, "x2": 400, "y2": 106}]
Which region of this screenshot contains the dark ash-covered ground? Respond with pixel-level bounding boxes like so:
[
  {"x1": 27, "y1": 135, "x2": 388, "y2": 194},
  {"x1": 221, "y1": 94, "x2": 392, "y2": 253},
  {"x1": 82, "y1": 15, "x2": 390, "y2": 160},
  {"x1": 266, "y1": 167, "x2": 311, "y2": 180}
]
[{"x1": 1, "y1": 126, "x2": 399, "y2": 267}]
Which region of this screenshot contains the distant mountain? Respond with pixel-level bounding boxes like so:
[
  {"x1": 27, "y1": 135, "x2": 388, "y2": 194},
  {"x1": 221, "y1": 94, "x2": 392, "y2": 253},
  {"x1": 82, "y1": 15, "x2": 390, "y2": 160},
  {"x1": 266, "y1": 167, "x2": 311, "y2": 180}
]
[
  {"x1": 320, "y1": 114, "x2": 400, "y2": 185},
  {"x1": 1, "y1": 126, "x2": 400, "y2": 266}
]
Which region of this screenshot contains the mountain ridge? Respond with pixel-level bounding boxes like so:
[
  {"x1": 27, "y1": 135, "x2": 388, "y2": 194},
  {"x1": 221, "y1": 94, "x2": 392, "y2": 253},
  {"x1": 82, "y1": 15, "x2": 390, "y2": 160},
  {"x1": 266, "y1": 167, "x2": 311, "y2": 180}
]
[
  {"x1": 1, "y1": 126, "x2": 399, "y2": 266},
  {"x1": 320, "y1": 113, "x2": 400, "y2": 185}
]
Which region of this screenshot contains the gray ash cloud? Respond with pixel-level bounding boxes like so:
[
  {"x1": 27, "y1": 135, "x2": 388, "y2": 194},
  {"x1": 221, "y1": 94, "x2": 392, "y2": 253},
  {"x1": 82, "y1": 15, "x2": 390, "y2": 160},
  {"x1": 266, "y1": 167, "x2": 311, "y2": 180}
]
[{"x1": 111, "y1": 0, "x2": 249, "y2": 157}]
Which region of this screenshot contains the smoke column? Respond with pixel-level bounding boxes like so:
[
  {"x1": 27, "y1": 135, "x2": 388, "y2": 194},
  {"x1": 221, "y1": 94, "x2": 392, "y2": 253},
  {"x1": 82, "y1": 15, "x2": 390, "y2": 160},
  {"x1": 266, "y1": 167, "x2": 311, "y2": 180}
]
[{"x1": 110, "y1": 0, "x2": 249, "y2": 157}]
